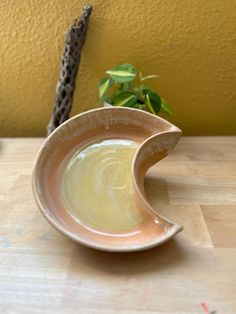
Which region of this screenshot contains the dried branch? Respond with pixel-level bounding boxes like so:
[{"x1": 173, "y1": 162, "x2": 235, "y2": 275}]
[{"x1": 47, "y1": 4, "x2": 93, "y2": 135}]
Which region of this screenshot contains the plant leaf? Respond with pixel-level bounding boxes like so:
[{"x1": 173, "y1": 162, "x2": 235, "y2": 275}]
[
  {"x1": 145, "y1": 94, "x2": 155, "y2": 114},
  {"x1": 141, "y1": 74, "x2": 159, "y2": 81},
  {"x1": 145, "y1": 91, "x2": 161, "y2": 114},
  {"x1": 103, "y1": 94, "x2": 116, "y2": 105},
  {"x1": 106, "y1": 70, "x2": 135, "y2": 77},
  {"x1": 117, "y1": 64, "x2": 136, "y2": 71},
  {"x1": 113, "y1": 63, "x2": 136, "y2": 74},
  {"x1": 116, "y1": 95, "x2": 136, "y2": 107},
  {"x1": 160, "y1": 98, "x2": 172, "y2": 115},
  {"x1": 134, "y1": 103, "x2": 145, "y2": 110},
  {"x1": 106, "y1": 71, "x2": 135, "y2": 83},
  {"x1": 134, "y1": 85, "x2": 152, "y2": 101},
  {"x1": 98, "y1": 77, "x2": 113, "y2": 98},
  {"x1": 114, "y1": 91, "x2": 137, "y2": 107},
  {"x1": 142, "y1": 86, "x2": 152, "y2": 95},
  {"x1": 106, "y1": 64, "x2": 136, "y2": 83}
]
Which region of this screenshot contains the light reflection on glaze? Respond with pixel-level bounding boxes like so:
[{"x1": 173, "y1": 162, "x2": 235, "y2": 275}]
[{"x1": 61, "y1": 139, "x2": 151, "y2": 232}]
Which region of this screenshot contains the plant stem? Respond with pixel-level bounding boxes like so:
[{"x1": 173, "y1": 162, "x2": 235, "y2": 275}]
[{"x1": 120, "y1": 83, "x2": 124, "y2": 91}]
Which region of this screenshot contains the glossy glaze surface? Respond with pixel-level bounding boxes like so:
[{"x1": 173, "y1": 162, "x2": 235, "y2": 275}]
[{"x1": 62, "y1": 139, "x2": 145, "y2": 232}]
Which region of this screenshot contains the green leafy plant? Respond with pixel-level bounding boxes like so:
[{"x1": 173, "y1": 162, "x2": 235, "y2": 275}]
[{"x1": 98, "y1": 63, "x2": 172, "y2": 115}]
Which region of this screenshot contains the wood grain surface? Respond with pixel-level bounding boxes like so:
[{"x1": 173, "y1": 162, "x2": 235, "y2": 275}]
[{"x1": 0, "y1": 137, "x2": 236, "y2": 314}]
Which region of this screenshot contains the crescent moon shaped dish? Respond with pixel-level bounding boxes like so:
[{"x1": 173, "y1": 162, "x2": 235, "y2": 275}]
[{"x1": 32, "y1": 107, "x2": 183, "y2": 252}]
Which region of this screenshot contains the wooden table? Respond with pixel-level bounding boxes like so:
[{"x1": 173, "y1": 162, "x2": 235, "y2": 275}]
[{"x1": 0, "y1": 137, "x2": 236, "y2": 314}]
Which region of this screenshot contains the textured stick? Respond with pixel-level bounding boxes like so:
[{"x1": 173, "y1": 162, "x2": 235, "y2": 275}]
[{"x1": 47, "y1": 4, "x2": 93, "y2": 135}]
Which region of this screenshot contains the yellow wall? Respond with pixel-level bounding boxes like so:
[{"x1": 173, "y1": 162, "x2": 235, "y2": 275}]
[{"x1": 1, "y1": 0, "x2": 236, "y2": 136}]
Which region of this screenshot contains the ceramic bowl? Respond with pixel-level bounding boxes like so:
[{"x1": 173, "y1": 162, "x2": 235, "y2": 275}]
[{"x1": 32, "y1": 107, "x2": 182, "y2": 252}]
